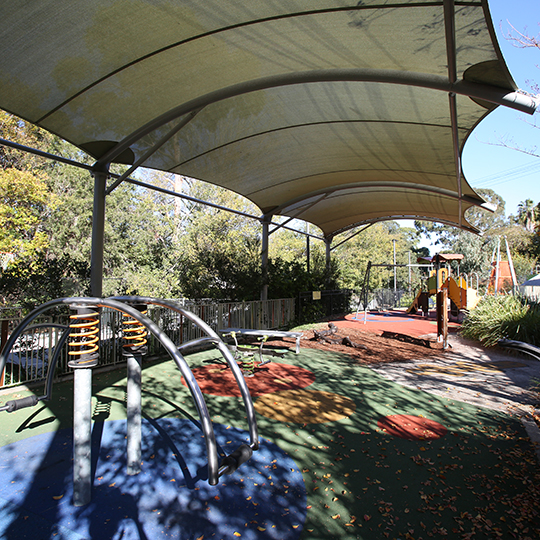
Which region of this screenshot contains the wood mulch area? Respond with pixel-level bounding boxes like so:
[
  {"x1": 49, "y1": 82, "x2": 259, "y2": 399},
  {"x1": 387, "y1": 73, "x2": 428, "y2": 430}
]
[{"x1": 267, "y1": 323, "x2": 444, "y2": 365}]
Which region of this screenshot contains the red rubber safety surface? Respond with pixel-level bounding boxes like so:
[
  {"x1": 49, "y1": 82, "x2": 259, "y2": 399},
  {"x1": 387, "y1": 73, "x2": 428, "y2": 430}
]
[
  {"x1": 185, "y1": 362, "x2": 316, "y2": 397},
  {"x1": 342, "y1": 311, "x2": 460, "y2": 338},
  {"x1": 377, "y1": 414, "x2": 448, "y2": 440}
]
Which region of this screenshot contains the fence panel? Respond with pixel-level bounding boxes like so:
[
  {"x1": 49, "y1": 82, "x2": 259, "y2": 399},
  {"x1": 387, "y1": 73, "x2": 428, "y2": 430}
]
[
  {"x1": 297, "y1": 290, "x2": 353, "y2": 323},
  {"x1": 1, "y1": 298, "x2": 296, "y2": 389}
]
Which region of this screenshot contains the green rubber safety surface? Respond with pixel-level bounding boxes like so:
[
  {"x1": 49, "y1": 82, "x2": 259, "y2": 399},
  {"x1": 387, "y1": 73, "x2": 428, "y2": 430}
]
[{"x1": 1, "y1": 346, "x2": 539, "y2": 539}]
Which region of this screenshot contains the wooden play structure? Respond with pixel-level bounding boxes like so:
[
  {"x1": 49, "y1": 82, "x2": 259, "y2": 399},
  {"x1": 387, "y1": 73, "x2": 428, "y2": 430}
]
[
  {"x1": 409, "y1": 238, "x2": 517, "y2": 317},
  {"x1": 407, "y1": 253, "x2": 480, "y2": 348},
  {"x1": 408, "y1": 255, "x2": 480, "y2": 317}
]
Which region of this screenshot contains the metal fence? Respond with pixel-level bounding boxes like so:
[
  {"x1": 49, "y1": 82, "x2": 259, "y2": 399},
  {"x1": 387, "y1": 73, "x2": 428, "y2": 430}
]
[
  {"x1": 297, "y1": 289, "x2": 354, "y2": 323},
  {"x1": 354, "y1": 288, "x2": 423, "y2": 311},
  {"x1": 0, "y1": 297, "x2": 296, "y2": 389}
]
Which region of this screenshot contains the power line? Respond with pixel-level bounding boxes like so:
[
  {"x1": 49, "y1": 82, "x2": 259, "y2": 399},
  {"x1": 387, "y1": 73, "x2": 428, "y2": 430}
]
[{"x1": 471, "y1": 160, "x2": 540, "y2": 188}]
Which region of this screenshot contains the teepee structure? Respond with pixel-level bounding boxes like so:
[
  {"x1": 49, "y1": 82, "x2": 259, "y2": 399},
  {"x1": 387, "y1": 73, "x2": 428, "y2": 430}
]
[{"x1": 486, "y1": 238, "x2": 517, "y2": 295}]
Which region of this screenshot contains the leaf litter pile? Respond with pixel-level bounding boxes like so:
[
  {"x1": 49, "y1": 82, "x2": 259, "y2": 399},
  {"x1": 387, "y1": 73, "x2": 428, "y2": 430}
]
[
  {"x1": 282, "y1": 387, "x2": 540, "y2": 540},
  {"x1": 260, "y1": 325, "x2": 540, "y2": 539}
]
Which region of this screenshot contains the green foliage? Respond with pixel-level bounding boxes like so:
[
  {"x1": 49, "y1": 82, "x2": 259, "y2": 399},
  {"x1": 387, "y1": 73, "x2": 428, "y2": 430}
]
[
  {"x1": 415, "y1": 189, "x2": 507, "y2": 246},
  {"x1": 511, "y1": 252, "x2": 539, "y2": 284},
  {"x1": 334, "y1": 222, "x2": 422, "y2": 292},
  {"x1": 0, "y1": 111, "x2": 56, "y2": 171},
  {"x1": 415, "y1": 189, "x2": 540, "y2": 286},
  {"x1": 461, "y1": 295, "x2": 540, "y2": 346},
  {"x1": 515, "y1": 199, "x2": 537, "y2": 233},
  {"x1": 0, "y1": 168, "x2": 54, "y2": 259},
  {"x1": 0, "y1": 254, "x2": 90, "y2": 309},
  {"x1": 2, "y1": 109, "x2": 540, "y2": 310},
  {"x1": 174, "y1": 180, "x2": 262, "y2": 300},
  {"x1": 268, "y1": 251, "x2": 339, "y2": 300}
]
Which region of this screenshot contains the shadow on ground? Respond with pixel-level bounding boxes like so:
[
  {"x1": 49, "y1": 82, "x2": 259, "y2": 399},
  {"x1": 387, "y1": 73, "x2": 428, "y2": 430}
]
[{"x1": 1, "y1": 344, "x2": 539, "y2": 539}]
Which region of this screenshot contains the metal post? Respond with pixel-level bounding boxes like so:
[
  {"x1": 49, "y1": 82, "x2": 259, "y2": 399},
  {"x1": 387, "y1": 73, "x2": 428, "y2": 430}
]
[
  {"x1": 126, "y1": 352, "x2": 142, "y2": 475},
  {"x1": 90, "y1": 166, "x2": 109, "y2": 297},
  {"x1": 393, "y1": 239, "x2": 397, "y2": 305},
  {"x1": 261, "y1": 216, "x2": 270, "y2": 302},
  {"x1": 306, "y1": 223, "x2": 310, "y2": 274},
  {"x1": 68, "y1": 303, "x2": 100, "y2": 506},
  {"x1": 73, "y1": 368, "x2": 92, "y2": 506},
  {"x1": 0, "y1": 320, "x2": 8, "y2": 386},
  {"x1": 494, "y1": 237, "x2": 501, "y2": 296},
  {"x1": 325, "y1": 237, "x2": 332, "y2": 273},
  {"x1": 505, "y1": 237, "x2": 518, "y2": 292},
  {"x1": 124, "y1": 302, "x2": 148, "y2": 475},
  {"x1": 408, "y1": 251, "x2": 412, "y2": 293}
]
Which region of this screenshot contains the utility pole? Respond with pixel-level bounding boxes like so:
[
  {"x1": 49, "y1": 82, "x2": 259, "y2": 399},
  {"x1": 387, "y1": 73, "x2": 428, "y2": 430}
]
[{"x1": 393, "y1": 239, "x2": 397, "y2": 304}]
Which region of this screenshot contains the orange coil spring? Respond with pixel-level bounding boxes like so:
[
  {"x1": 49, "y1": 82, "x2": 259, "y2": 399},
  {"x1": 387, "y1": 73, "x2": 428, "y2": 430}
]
[
  {"x1": 123, "y1": 310, "x2": 148, "y2": 349},
  {"x1": 68, "y1": 311, "x2": 99, "y2": 358}
]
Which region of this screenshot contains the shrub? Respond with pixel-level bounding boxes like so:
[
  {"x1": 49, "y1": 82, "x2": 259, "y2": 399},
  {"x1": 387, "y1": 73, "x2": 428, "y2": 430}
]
[{"x1": 461, "y1": 294, "x2": 540, "y2": 347}]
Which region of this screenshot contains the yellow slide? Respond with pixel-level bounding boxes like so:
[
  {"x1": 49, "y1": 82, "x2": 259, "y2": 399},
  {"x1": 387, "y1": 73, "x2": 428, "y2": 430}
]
[
  {"x1": 407, "y1": 290, "x2": 422, "y2": 314},
  {"x1": 447, "y1": 276, "x2": 479, "y2": 311}
]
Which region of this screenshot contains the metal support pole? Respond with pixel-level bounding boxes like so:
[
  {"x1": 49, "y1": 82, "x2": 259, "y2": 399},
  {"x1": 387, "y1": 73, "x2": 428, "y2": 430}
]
[
  {"x1": 123, "y1": 302, "x2": 148, "y2": 476},
  {"x1": 0, "y1": 320, "x2": 8, "y2": 387},
  {"x1": 261, "y1": 217, "x2": 270, "y2": 302},
  {"x1": 90, "y1": 166, "x2": 109, "y2": 297},
  {"x1": 495, "y1": 237, "x2": 501, "y2": 296},
  {"x1": 306, "y1": 232, "x2": 310, "y2": 274},
  {"x1": 325, "y1": 237, "x2": 332, "y2": 275},
  {"x1": 408, "y1": 251, "x2": 412, "y2": 293},
  {"x1": 126, "y1": 352, "x2": 142, "y2": 475},
  {"x1": 73, "y1": 368, "x2": 93, "y2": 506},
  {"x1": 393, "y1": 240, "x2": 397, "y2": 305},
  {"x1": 505, "y1": 237, "x2": 518, "y2": 292}
]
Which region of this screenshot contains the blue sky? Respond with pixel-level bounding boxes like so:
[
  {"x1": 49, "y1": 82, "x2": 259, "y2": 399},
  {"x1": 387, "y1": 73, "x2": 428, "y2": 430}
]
[
  {"x1": 462, "y1": 0, "x2": 540, "y2": 218},
  {"x1": 404, "y1": 0, "x2": 540, "y2": 250}
]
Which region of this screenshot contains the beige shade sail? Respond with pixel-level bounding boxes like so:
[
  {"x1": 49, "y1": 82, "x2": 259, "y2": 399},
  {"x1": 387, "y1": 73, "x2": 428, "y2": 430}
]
[{"x1": 0, "y1": 0, "x2": 537, "y2": 238}]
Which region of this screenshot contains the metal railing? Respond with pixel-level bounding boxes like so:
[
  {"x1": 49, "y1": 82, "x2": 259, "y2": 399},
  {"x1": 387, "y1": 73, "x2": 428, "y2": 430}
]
[
  {"x1": 0, "y1": 297, "x2": 295, "y2": 389},
  {"x1": 297, "y1": 289, "x2": 353, "y2": 323}
]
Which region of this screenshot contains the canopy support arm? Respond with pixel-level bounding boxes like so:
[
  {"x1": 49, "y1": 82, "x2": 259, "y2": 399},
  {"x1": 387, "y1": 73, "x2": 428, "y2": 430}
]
[
  {"x1": 330, "y1": 223, "x2": 374, "y2": 251},
  {"x1": 95, "y1": 69, "x2": 539, "y2": 168},
  {"x1": 268, "y1": 215, "x2": 296, "y2": 236},
  {"x1": 105, "y1": 108, "x2": 203, "y2": 195},
  {"x1": 444, "y1": 0, "x2": 463, "y2": 227},
  {"x1": 331, "y1": 214, "x2": 481, "y2": 238},
  {"x1": 0, "y1": 136, "x2": 325, "y2": 242}
]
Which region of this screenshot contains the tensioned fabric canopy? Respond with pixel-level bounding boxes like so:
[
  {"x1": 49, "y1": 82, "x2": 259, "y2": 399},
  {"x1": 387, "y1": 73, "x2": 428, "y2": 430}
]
[{"x1": 0, "y1": 0, "x2": 537, "y2": 239}]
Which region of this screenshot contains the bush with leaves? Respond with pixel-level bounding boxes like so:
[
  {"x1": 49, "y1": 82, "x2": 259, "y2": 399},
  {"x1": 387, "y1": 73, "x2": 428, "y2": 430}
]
[
  {"x1": 0, "y1": 254, "x2": 90, "y2": 311},
  {"x1": 461, "y1": 294, "x2": 540, "y2": 346}
]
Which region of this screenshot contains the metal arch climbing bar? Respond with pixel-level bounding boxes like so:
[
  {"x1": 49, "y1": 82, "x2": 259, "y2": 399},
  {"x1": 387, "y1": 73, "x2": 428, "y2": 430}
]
[
  {"x1": 0, "y1": 323, "x2": 70, "y2": 413},
  {"x1": 111, "y1": 296, "x2": 259, "y2": 451},
  {"x1": 93, "y1": 298, "x2": 225, "y2": 486},
  {"x1": 0, "y1": 297, "x2": 229, "y2": 491}
]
